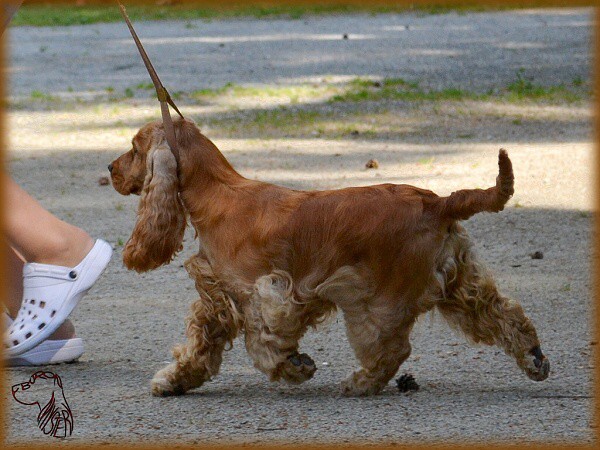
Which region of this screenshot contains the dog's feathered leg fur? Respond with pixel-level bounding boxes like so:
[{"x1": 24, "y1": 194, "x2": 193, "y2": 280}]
[
  {"x1": 151, "y1": 255, "x2": 244, "y2": 396},
  {"x1": 434, "y1": 225, "x2": 549, "y2": 381},
  {"x1": 244, "y1": 271, "x2": 335, "y2": 384},
  {"x1": 341, "y1": 304, "x2": 413, "y2": 396}
]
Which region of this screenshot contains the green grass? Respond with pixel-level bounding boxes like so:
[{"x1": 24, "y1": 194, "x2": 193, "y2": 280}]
[
  {"x1": 329, "y1": 72, "x2": 586, "y2": 104},
  {"x1": 11, "y1": 3, "x2": 542, "y2": 27},
  {"x1": 191, "y1": 82, "x2": 333, "y2": 104},
  {"x1": 30, "y1": 90, "x2": 56, "y2": 101},
  {"x1": 504, "y1": 69, "x2": 581, "y2": 102},
  {"x1": 240, "y1": 107, "x2": 323, "y2": 130},
  {"x1": 135, "y1": 82, "x2": 154, "y2": 91},
  {"x1": 192, "y1": 82, "x2": 236, "y2": 98},
  {"x1": 329, "y1": 77, "x2": 482, "y2": 103},
  {"x1": 16, "y1": 70, "x2": 588, "y2": 114},
  {"x1": 10, "y1": 4, "x2": 389, "y2": 26}
]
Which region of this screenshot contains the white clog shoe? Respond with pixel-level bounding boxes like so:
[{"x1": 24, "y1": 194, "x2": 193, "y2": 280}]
[{"x1": 5, "y1": 239, "x2": 112, "y2": 357}]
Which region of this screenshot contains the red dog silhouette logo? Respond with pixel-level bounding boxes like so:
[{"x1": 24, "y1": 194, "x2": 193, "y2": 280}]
[{"x1": 12, "y1": 371, "x2": 73, "y2": 438}]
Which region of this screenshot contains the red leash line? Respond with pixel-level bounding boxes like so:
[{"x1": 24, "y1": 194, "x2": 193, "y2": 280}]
[{"x1": 116, "y1": 0, "x2": 183, "y2": 167}]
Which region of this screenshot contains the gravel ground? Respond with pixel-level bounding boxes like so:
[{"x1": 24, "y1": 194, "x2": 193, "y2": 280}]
[
  {"x1": 3, "y1": 8, "x2": 595, "y2": 446},
  {"x1": 6, "y1": 8, "x2": 591, "y2": 97}
]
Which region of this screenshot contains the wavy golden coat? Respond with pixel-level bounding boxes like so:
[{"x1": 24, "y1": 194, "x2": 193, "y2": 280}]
[{"x1": 109, "y1": 118, "x2": 549, "y2": 396}]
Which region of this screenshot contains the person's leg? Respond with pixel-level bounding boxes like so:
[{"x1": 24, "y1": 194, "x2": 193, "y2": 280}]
[
  {"x1": 4, "y1": 244, "x2": 24, "y2": 319},
  {"x1": 3, "y1": 175, "x2": 112, "y2": 357},
  {"x1": 3, "y1": 176, "x2": 94, "y2": 267},
  {"x1": 5, "y1": 245, "x2": 75, "y2": 340}
]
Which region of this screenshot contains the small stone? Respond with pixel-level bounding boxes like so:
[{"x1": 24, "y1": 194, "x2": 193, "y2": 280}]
[
  {"x1": 98, "y1": 176, "x2": 110, "y2": 186},
  {"x1": 342, "y1": 33, "x2": 348, "y2": 40},
  {"x1": 531, "y1": 251, "x2": 544, "y2": 259},
  {"x1": 396, "y1": 373, "x2": 419, "y2": 393},
  {"x1": 365, "y1": 159, "x2": 379, "y2": 169}
]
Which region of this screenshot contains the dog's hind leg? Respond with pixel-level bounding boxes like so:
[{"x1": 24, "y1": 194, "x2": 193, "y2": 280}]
[
  {"x1": 244, "y1": 271, "x2": 330, "y2": 384},
  {"x1": 339, "y1": 300, "x2": 414, "y2": 396},
  {"x1": 310, "y1": 265, "x2": 413, "y2": 396},
  {"x1": 151, "y1": 257, "x2": 243, "y2": 396},
  {"x1": 435, "y1": 229, "x2": 550, "y2": 382}
]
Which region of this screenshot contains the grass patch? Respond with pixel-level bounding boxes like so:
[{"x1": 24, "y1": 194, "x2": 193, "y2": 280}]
[
  {"x1": 30, "y1": 90, "x2": 56, "y2": 101},
  {"x1": 10, "y1": 3, "x2": 528, "y2": 27},
  {"x1": 205, "y1": 105, "x2": 400, "y2": 139},
  {"x1": 191, "y1": 82, "x2": 334, "y2": 103},
  {"x1": 505, "y1": 69, "x2": 582, "y2": 102},
  {"x1": 330, "y1": 72, "x2": 587, "y2": 104},
  {"x1": 231, "y1": 107, "x2": 324, "y2": 133},
  {"x1": 187, "y1": 73, "x2": 588, "y2": 109},
  {"x1": 135, "y1": 82, "x2": 154, "y2": 91},
  {"x1": 330, "y1": 78, "x2": 480, "y2": 103},
  {"x1": 417, "y1": 156, "x2": 435, "y2": 166}
]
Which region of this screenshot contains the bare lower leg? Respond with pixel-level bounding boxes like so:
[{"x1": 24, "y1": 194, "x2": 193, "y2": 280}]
[{"x1": 3, "y1": 177, "x2": 94, "y2": 267}]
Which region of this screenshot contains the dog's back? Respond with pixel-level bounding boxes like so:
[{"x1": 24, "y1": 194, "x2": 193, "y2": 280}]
[{"x1": 281, "y1": 150, "x2": 513, "y2": 297}]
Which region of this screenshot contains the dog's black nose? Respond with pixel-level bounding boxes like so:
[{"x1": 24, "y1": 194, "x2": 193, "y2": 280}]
[{"x1": 108, "y1": 163, "x2": 113, "y2": 173}]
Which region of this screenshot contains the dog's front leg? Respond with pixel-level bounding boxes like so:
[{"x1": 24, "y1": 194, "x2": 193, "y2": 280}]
[
  {"x1": 243, "y1": 271, "x2": 318, "y2": 384},
  {"x1": 151, "y1": 293, "x2": 242, "y2": 396},
  {"x1": 151, "y1": 257, "x2": 243, "y2": 397}
]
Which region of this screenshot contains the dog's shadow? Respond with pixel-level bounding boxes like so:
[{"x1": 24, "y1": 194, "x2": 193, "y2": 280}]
[{"x1": 175, "y1": 378, "x2": 561, "y2": 402}]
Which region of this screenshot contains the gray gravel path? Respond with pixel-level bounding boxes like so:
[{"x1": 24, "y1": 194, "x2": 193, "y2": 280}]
[
  {"x1": 3, "y1": 8, "x2": 595, "y2": 446},
  {"x1": 7, "y1": 8, "x2": 591, "y2": 97}
]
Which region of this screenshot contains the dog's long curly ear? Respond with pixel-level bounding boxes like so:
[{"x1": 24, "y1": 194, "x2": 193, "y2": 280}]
[{"x1": 123, "y1": 138, "x2": 186, "y2": 272}]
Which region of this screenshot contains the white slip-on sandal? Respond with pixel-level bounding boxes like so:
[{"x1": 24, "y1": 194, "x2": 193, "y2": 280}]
[
  {"x1": 4, "y1": 239, "x2": 112, "y2": 357},
  {"x1": 4, "y1": 314, "x2": 85, "y2": 366},
  {"x1": 6, "y1": 338, "x2": 85, "y2": 366}
]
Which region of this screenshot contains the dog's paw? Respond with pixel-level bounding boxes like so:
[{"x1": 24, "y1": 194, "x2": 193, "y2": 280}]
[
  {"x1": 521, "y1": 347, "x2": 550, "y2": 382},
  {"x1": 151, "y1": 364, "x2": 186, "y2": 397},
  {"x1": 280, "y1": 352, "x2": 317, "y2": 384},
  {"x1": 340, "y1": 370, "x2": 384, "y2": 396}
]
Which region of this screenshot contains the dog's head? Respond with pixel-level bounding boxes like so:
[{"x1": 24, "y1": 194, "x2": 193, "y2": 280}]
[
  {"x1": 108, "y1": 120, "x2": 159, "y2": 196},
  {"x1": 109, "y1": 119, "x2": 190, "y2": 272}
]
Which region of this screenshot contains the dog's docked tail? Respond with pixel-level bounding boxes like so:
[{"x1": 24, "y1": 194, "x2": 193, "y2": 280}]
[{"x1": 441, "y1": 149, "x2": 514, "y2": 221}]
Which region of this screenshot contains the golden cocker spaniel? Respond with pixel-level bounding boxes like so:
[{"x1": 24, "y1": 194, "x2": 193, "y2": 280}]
[{"x1": 109, "y1": 118, "x2": 549, "y2": 397}]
